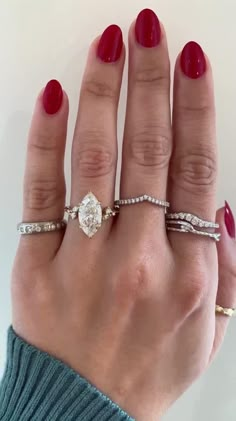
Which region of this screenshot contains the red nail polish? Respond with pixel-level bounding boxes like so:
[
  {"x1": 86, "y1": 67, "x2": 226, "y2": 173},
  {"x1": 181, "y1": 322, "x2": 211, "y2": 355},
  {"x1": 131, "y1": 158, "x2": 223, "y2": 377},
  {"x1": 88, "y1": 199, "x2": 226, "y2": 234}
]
[
  {"x1": 135, "y1": 8, "x2": 161, "y2": 48},
  {"x1": 43, "y1": 80, "x2": 63, "y2": 115},
  {"x1": 225, "y1": 201, "x2": 236, "y2": 239},
  {"x1": 97, "y1": 25, "x2": 123, "y2": 63},
  {"x1": 180, "y1": 41, "x2": 206, "y2": 79}
]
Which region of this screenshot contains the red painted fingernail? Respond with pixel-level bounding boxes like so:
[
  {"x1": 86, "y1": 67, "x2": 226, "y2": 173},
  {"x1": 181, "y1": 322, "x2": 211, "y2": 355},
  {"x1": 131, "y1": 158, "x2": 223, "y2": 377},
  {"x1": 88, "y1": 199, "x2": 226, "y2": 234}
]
[
  {"x1": 225, "y1": 201, "x2": 236, "y2": 239},
  {"x1": 135, "y1": 8, "x2": 161, "y2": 48},
  {"x1": 43, "y1": 80, "x2": 63, "y2": 115},
  {"x1": 97, "y1": 25, "x2": 123, "y2": 63},
  {"x1": 180, "y1": 41, "x2": 206, "y2": 79}
]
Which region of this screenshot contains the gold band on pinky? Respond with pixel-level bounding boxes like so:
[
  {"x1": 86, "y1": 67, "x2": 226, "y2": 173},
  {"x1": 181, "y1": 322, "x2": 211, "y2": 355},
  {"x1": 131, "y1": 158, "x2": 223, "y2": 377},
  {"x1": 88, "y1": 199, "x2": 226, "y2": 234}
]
[{"x1": 215, "y1": 305, "x2": 236, "y2": 317}]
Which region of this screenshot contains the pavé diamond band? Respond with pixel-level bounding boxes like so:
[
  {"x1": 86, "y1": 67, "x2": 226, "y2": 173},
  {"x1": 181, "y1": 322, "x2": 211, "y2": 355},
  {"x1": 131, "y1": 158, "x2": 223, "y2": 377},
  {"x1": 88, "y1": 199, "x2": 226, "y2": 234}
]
[
  {"x1": 65, "y1": 192, "x2": 118, "y2": 238},
  {"x1": 114, "y1": 195, "x2": 170, "y2": 209},
  {"x1": 17, "y1": 220, "x2": 67, "y2": 235},
  {"x1": 166, "y1": 212, "x2": 219, "y2": 229}
]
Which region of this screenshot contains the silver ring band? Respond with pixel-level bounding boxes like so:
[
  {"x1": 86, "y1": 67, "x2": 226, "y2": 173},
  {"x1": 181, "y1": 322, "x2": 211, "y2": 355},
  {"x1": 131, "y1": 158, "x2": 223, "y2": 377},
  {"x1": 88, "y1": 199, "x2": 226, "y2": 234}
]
[
  {"x1": 166, "y1": 212, "x2": 219, "y2": 229},
  {"x1": 166, "y1": 220, "x2": 221, "y2": 242},
  {"x1": 115, "y1": 195, "x2": 170, "y2": 209},
  {"x1": 17, "y1": 220, "x2": 66, "y2": 235}
]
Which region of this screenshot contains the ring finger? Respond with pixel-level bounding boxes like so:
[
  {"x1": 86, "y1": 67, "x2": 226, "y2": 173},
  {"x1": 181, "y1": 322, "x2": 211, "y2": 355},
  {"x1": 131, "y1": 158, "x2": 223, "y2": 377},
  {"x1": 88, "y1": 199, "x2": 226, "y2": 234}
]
[
  {"x1": 169, "y1": 42, "x2": 217, "y2": 256},
  {"x1": 64, "y1": 25, "x2": 125, "y2": 244}
]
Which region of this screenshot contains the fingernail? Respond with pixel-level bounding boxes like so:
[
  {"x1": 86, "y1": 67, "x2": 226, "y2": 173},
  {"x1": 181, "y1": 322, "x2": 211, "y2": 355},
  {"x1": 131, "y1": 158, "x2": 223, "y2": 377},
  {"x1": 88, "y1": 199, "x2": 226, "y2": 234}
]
[
  {"x1": 225, "y1": 201, "x2": 236, "y2": 239},
  {"x1": 135, "y1": 8, "x2": 161, "y2": 48},
  {"x1": 43, "y1": 80, "x2": 63, "y2": 115},
  {"x1": 180, "y1": 41, "x2": 206, "y2": 79},
  {"x1": 97, "y1": 24, "x2": 123, "y2": 63}
]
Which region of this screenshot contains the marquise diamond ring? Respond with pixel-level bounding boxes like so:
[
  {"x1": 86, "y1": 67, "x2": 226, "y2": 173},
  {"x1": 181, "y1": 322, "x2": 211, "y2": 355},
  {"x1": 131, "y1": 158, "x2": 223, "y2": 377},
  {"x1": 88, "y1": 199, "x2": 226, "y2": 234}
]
[{"x1": 65, "y1": 192, "x2": 118, "y2": 238}]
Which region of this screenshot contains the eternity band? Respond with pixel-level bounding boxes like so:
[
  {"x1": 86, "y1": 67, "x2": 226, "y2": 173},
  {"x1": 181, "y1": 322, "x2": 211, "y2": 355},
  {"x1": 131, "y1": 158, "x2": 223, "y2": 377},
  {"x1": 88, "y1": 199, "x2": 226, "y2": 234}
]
[
  {"x1": 114, "y1": 195, "x2": 170, "y2": 209},
  {"x1": 166, "y1": 212, "x2": 219, "y2": 229},
  {"x1": 17, "y1": 220, "x2": 66, "y2": 235}
]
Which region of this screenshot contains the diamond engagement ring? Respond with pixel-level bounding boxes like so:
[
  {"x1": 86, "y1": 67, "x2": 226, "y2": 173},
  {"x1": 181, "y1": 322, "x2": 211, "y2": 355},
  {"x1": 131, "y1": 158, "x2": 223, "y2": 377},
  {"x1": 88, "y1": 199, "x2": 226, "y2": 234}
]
[
  {"x1": 114, "y1": 195, "x2": 170, "y2": 209},
  {"x1": 65, "y1": 192, "x2": 118, "y2": 238}
]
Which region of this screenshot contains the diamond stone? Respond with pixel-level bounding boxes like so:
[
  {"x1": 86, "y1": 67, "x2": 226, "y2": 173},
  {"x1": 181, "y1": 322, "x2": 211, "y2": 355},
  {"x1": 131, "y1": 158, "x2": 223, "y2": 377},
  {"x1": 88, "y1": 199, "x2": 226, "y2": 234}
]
[{"x1": 79, "y1": 192, "x2": 102, "y2": 238}]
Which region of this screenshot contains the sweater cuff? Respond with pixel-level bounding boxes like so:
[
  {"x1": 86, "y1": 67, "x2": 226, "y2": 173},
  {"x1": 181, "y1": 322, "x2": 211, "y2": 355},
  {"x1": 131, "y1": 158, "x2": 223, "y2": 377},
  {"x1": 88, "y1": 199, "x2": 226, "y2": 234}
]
[{"x1": 0, "y1": 326, "x2": 134, "y2": 420}]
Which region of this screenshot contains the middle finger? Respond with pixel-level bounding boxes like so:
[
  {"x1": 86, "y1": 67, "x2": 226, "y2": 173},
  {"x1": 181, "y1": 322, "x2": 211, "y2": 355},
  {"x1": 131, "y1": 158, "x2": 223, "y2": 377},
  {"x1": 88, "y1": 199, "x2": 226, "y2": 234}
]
[{"x1": 120, "y1": 9, "x2": 171, "y2": 234}]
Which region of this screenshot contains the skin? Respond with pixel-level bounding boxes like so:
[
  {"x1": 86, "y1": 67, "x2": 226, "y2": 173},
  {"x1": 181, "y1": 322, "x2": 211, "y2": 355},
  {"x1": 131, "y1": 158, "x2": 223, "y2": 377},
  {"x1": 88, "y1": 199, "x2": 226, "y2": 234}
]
[{"x1": 11, "y1": 18, "x2": 236, "y2": 421}]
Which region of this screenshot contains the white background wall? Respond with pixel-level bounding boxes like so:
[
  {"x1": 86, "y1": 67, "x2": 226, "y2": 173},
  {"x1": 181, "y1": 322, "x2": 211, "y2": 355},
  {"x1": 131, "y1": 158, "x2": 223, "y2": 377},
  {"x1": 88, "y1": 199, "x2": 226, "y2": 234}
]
[{"x1": 0, "y1": 0, "x2": 235, "y2": 419}]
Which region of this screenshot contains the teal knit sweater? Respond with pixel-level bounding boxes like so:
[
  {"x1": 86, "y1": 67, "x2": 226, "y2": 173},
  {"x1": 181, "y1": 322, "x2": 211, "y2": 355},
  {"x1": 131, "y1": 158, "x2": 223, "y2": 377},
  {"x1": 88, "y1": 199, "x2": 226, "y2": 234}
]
[{"x1": 0, "y1": 327, "x2": 134, "y2": 420}]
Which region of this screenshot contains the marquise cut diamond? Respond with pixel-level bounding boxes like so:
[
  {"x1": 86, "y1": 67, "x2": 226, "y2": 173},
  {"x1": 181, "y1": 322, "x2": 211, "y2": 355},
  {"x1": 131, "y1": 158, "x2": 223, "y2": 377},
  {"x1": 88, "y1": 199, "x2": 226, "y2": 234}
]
[{"x1": 79, "y1": 192, "x2": 102, "y2": 238}]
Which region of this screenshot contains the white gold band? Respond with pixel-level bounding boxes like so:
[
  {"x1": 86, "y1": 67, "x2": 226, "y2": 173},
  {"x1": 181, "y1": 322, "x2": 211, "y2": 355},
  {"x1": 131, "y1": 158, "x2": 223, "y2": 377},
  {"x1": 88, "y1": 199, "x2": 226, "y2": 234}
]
[
  {"x1": 114, "y1": 195, "x2": 170, "y2": 209},
  {"x1": 17, "y1": 220, "x2": 66, "y2": 235},
  {"x1": 166, "y1": 220, "x2": 221, "y2": 242},
  {"x1": 166, "y1": 212, "x2": 219, "y2": 229}
]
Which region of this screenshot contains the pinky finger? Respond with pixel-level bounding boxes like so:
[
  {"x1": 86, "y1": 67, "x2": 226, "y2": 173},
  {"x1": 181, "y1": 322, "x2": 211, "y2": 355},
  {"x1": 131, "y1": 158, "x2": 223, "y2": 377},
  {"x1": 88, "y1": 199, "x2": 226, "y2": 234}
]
[{"x1": 210, "y1": 202, "x2": 236, "y2": 362}]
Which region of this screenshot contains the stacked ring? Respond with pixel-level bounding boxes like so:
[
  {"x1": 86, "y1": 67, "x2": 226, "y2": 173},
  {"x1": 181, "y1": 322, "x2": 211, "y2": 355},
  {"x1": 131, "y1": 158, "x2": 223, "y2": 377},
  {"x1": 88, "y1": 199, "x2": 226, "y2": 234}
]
[{"x1": 165, "y1": 212, "x2": 221, "y2": 242}]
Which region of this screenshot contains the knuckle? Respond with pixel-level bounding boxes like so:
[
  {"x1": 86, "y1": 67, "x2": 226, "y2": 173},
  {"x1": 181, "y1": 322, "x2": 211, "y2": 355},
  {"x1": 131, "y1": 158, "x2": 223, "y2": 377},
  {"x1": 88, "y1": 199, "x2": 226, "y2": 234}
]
[
  {"x1": 134, "y1": 66, "x2": 170, "y2": 89},
  {"x1": 177, "y1": 103, "x2": 213, "y2": 121},
  {"x1": 220, "y1": 262, "x2": 236, "y2": 287},
  {"x1": 82, "y1": 78, "x2": 117, "y2": 100},
  {"x1": 30, "y1": 131, "x2": 61, "y2": 153},
  {"x1": 74, "y1": 136, "x2": 115, "y2": 178},
  {"x1": 25, "y1": 178, "x2": 65, "y2": 211},
  {"x1": 127, "y1": 127, "x2": 171, "y2": 169},
  {"x1": 180, "y1": 274, "x2": 208, "y2": 316},
  {"x1": 173, "y1": 149, "x2": 217, "y2": 193},
  {"x1": 115, "y1": 262, "x2": 153, "y2": 304}
]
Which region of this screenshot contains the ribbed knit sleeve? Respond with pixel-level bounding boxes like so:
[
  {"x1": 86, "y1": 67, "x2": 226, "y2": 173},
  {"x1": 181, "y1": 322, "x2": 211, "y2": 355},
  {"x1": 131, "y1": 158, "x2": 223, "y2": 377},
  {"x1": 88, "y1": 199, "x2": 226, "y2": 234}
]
[{"x1": 0, "y1": 327, "x2": 134, "y2": 421}]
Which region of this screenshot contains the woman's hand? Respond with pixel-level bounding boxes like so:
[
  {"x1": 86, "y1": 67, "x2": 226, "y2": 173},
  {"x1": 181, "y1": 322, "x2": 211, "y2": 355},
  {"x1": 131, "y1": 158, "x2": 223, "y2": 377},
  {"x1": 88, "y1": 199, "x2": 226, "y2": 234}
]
[{"x1": 12, "y1": 9, "x2": 236, "y2": 421}]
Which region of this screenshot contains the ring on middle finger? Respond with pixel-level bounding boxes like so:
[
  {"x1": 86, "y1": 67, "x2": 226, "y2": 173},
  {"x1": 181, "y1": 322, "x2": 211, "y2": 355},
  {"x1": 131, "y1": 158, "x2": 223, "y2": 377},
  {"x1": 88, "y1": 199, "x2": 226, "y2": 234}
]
[{"x1": 114, "y1": 195, "x2": 170, "y2": 210}]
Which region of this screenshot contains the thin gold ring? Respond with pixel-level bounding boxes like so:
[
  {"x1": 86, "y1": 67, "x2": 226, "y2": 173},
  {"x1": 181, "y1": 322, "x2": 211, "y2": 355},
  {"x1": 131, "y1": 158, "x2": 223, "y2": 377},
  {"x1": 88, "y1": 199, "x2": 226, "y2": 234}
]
[{"x1": 215, "y1": 305, "x2": 236, "y2": 317}]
